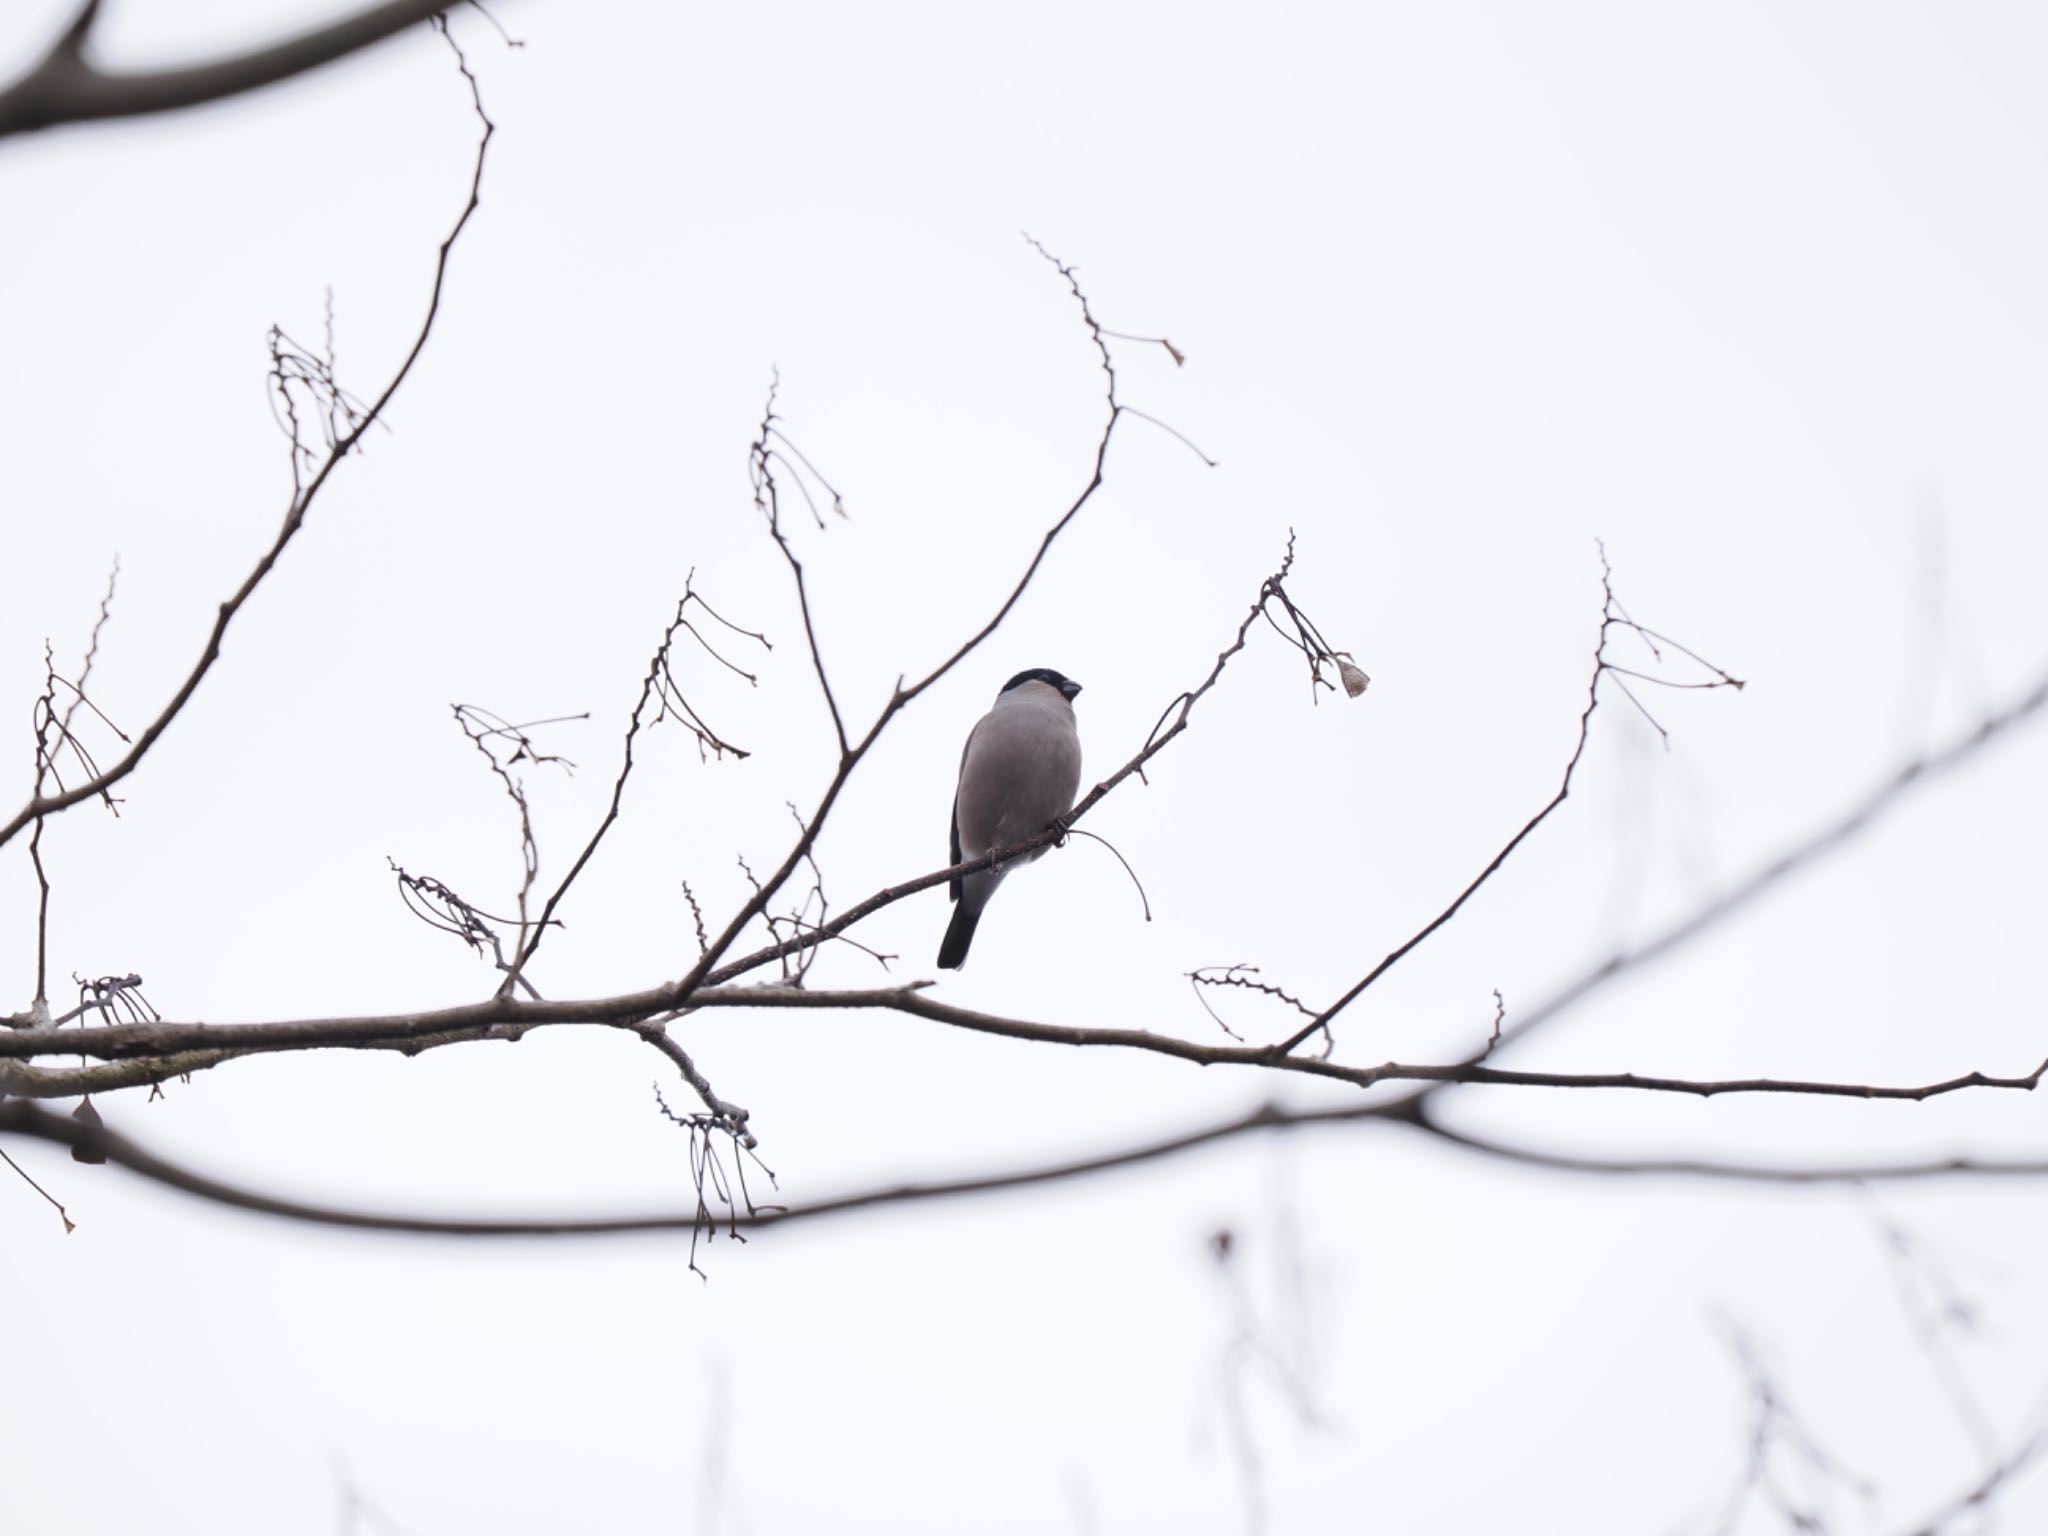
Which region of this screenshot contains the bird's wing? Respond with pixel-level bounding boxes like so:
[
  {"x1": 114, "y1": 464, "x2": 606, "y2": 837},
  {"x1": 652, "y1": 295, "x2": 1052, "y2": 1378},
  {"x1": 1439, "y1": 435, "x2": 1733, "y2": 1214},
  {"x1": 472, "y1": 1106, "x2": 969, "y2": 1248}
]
[
  {"x1": 948, "y1": 788, "x2": 962, "y2": 902},
  {"x1": 947, "y1": 727, "x2": 975, "y2": 903}
]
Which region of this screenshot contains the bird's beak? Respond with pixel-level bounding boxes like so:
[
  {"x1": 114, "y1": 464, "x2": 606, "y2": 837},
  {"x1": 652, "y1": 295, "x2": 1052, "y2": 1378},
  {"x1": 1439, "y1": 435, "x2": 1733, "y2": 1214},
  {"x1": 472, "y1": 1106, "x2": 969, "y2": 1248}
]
[{"x1": 1061, "y1": 680, "x2": 1083, "y2": 701}]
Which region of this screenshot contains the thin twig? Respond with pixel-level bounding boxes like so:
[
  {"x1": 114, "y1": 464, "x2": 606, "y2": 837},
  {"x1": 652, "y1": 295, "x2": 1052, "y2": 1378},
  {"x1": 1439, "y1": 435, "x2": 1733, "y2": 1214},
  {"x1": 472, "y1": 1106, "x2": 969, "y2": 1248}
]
[
  {"x1": 1467, "y1": 652, "x2": 2048, "y2": 1070},
  {"x1": 701, "y1": 531, "x2": 1349, "y2": 987},
  {"x1": 0, "y1": 18, "x2": 495, "y2": 851},
  {"x1": 664, "y1": 240, "x2": 1130, "y2": 1002},
  {"x1": 1272, "y1": 547, "x2": 1736, "y2": 1055}
]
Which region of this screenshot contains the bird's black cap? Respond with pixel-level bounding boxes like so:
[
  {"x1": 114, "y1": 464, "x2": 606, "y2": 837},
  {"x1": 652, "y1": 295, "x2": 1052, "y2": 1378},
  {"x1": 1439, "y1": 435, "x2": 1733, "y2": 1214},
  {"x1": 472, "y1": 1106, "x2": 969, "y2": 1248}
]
[{"x1": 1001, "y1": 668, "x2": 1082, "y2": 701}]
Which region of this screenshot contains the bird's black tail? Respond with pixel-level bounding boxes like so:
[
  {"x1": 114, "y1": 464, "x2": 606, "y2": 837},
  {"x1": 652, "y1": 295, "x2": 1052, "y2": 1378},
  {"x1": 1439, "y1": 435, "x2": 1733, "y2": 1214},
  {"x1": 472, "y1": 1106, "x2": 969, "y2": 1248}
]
[{"x1": 937, "y1": 904, "x2": 980, "y2": 970}]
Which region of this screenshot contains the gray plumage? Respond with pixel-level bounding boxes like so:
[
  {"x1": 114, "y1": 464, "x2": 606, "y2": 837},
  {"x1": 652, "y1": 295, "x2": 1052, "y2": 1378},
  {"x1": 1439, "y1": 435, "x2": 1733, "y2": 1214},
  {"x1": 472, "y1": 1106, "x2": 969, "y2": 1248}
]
[{"x1": 937, "y1": 668, "x2": 1084, "y2": 970}]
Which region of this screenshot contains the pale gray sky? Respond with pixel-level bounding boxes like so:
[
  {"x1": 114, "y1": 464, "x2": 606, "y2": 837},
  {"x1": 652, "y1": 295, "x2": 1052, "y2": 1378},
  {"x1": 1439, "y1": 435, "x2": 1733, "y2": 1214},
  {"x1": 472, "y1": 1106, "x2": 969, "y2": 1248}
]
[{"x1": 5, "y1": 3, "x2": 2048, "y2": 1532}]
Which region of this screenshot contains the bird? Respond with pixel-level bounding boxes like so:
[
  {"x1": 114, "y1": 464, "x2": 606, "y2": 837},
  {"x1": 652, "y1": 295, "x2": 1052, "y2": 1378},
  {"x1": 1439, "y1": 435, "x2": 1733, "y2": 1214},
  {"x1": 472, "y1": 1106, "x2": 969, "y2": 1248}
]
[{"x1": 937, "y1": 667, "x2": 1084, "y2": 970}]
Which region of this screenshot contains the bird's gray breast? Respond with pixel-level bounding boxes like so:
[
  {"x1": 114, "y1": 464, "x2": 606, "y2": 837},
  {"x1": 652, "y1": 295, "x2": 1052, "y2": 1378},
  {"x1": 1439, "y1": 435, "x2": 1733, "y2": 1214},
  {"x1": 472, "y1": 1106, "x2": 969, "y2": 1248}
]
[{"x1": 954, "y1": 689, "x2": 1082, "y2": 862}]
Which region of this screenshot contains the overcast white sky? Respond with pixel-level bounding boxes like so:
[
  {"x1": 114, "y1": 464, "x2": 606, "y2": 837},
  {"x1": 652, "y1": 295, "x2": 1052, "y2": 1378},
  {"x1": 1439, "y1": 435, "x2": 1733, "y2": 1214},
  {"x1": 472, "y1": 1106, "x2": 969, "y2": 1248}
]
[{"x1": 5, "y1": 2, "x2": 2048, "y2": 1532}]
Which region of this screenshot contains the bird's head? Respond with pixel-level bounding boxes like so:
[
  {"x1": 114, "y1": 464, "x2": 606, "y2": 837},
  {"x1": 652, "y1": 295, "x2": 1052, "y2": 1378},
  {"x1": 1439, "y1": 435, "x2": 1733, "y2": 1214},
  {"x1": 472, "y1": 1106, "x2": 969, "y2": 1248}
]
[{"x1": 1001, "y1": 667, "x2": 1082, "y2": 702}]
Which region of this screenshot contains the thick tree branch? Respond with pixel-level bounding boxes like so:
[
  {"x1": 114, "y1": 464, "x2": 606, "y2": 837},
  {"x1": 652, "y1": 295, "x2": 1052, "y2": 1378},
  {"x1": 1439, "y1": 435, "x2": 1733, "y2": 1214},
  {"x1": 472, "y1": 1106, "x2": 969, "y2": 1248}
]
[
  {"x1": 8, "y1": 1082, "x2": 2047, "y2": 1244},
  {"x1": 0, "y1": 1050, "x2": 248, "y2": 1098},
  {"x1": 0, "y1": 0, "x2": 460, "y2": 141},
  {"x1": 5, "y1": 983, "x2": 2042, "y2": 1105},
  {"x1": 0, "y1": 1095, "x2": 1380, "y2": 1237},
  {"x1": 9, "y1": 641, "x2": 2039, "y2": 1216},
  {"x1": 1403, "y1": 1094, "x2": 2048, "y2": 1182},
  {"x1": 704, "y1": 986, "x2": 2048, "y2": 1102}
]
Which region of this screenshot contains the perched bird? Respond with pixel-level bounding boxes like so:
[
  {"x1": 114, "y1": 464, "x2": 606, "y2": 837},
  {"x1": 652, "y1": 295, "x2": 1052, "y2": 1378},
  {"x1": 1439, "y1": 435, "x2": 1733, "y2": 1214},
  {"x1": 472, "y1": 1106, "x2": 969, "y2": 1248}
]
[{"x1": 937, "y1": 667, "x2": 1084, "y2": 970}]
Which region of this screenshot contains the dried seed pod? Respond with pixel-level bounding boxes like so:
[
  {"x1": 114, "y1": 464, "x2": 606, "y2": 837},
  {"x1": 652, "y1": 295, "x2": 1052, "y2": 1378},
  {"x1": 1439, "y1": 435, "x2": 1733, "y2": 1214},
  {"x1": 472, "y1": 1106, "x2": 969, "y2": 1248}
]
[{"x1": 70, "y1": 1097, "x2": 107, "y2": 1165}]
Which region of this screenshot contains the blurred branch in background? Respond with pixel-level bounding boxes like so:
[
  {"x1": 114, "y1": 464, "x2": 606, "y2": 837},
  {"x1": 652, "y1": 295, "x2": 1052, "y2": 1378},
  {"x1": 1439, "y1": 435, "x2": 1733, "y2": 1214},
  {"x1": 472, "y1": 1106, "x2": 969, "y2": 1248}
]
[
  {"x1": 0, "y1": 0, "x2": 474, "y2": 140},
  {"x1": 1693, "y1": 1210, "x2": 2048, "y2": 1536}
]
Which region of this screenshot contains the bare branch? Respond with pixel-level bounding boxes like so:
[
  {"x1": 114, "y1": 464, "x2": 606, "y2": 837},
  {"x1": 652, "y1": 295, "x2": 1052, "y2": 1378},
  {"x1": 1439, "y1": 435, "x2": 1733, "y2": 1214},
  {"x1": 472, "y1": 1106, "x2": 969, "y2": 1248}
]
[
  {"x1": 1405, "y1": 1095, "x2": 2048, "y2": 1182},
  {"x1": 0, "y1": 1094, "x2": 1369, "y2": 1237},
  {"x1": 0, "y1": 22, "x2": 495, "y2": 851},
  {"x1": 9, "y1": 981, "x2": 2042, "y2": 1111},
  {"x1": 1460, "y1": 652, "x2": 2048, "y2": 1069},
  {"x1": 893, "y1": 237, "x2": 1123, "y2": 709},
  {"x1": 24, "y1": 564, "x2": 130, "y2": 1014},
  {"x1": 1868, "y1": 1205, "x2": 2001, "y2": 1467},
  {"x1": 1, "y1": 1050, "x2": 251, "y2": 1100},
  {"x1": 702, "y1": 531, "x2": 1353, "y2": 987},
  {"x1": 450, "y1": 702, "x2": 567, "y2": 958},
  {"x1": 0, "y1": 1142, "x2": 75, "y2": 1232},
  {"x1": 689, "y1": 984, "x2": 2048, "y2": 1103},
  {"x1": 1708, "y1": 1315, "x2": 1877, "y2": 1534},
  {"x1": 1097, "y1": 326, "x2": 1186, "y2": 366},
  {"x1": 636, "y1": 1026, "x2": 755, "y2": 1148},
  {"x1": 1189, "y1": 964, "x2": 1319, "y2": 1047},
  {"x1": 56, "y1": 558, "x2": 121, "y2": 737},
  {"x1": 1890, "y1": 1429, "x2": 2048, "y2": 1536},
  {"x1": 0, "y1": 1096, "x2": 713, "y2": 1237},
  {"x1": 0, "y1": 0, "x2": 461, "y2": 140},
  {"x1": 663, "y1": 242, "x2": 1137, "y2": 999},
  {"x1": 0, "y1": 984, "x2": 758, "y2": 1133},
  {"x1": 650, "y1": 1083, "x2": 777, "y2": 1276},
  {"x1": 749, "y1": 376, "x2": 850, "y2": 754},
  {"x1": 1274, "y1": 548, "x2": 1735, "y2": 1055},
  {"x1": 1119, "y1": 405, "x2": 1217, "y2": 467},
  {"x1": 388, "y1": 860, "x2": 540, "y2": 998},
  {"x1": 15, "y1": 1068, "x2": 2048, "y2": 1244},
  {"x1": 680, "y1": 880, "x2": 709, "y2": 957}
]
